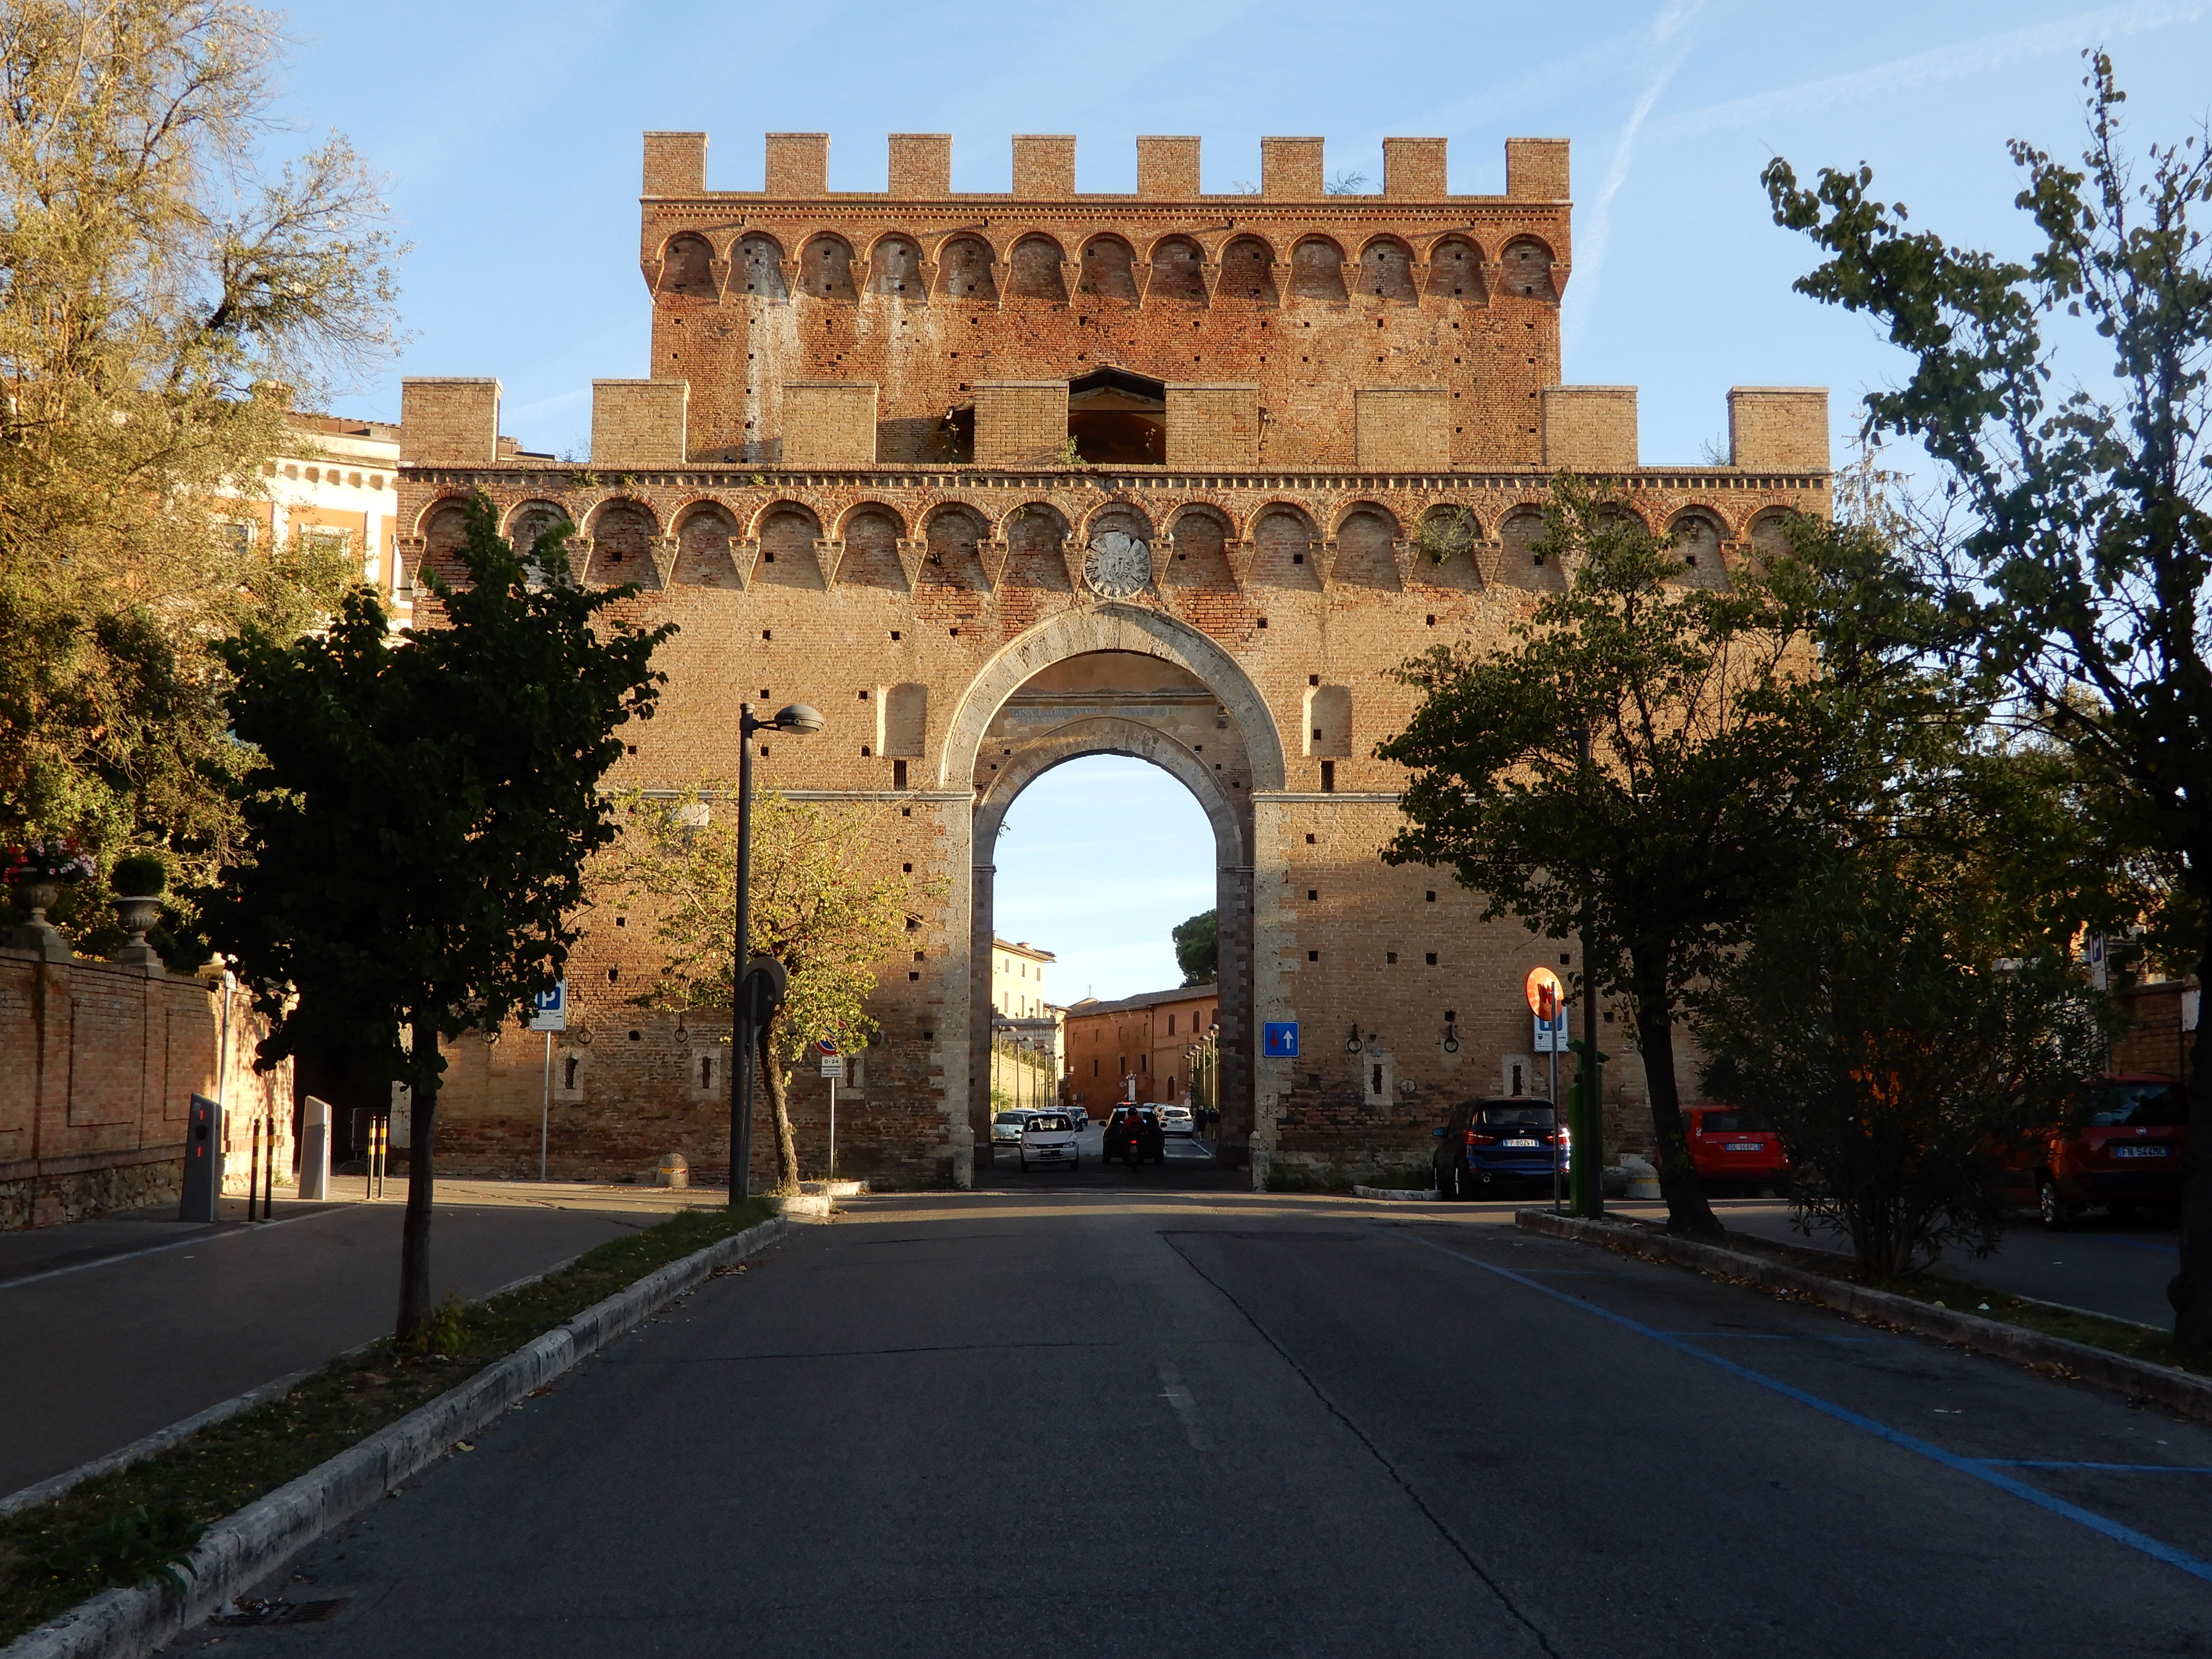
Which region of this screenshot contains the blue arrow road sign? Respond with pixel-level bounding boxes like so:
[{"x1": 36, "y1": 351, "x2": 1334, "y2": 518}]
[{"x1": 1263, "y1": 1021, "x2": 1300, "y2": 1059}]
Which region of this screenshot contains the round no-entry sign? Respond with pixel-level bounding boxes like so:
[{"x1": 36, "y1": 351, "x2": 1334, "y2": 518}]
[{"x1": 1525, "y1": 966, "x2": 1563, "y2": 1021}]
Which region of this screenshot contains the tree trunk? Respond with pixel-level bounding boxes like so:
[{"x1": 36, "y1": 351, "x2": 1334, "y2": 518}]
[
  {"x1": 759, "y1": 1014, "x2": 799, "y2": 1194},
  {"x1": 2170, "y1": 941, "x2": 2212, "y2": 1363},
  {"x1": 1632, "y1": 951, "x2": 1721, "y2": 1237},
  {"x1": 396, "y1": 1013, "x2": 439, "y2": 1339}
]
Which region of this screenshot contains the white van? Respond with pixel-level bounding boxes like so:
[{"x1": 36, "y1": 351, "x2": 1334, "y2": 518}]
[{"x1": 1019, "y1": 1111, "x2": 1081, "y2": 1172}]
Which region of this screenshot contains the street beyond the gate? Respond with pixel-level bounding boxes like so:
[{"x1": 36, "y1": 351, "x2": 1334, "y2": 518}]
[{"x1": 205, "y1": 1188, "x2": 2209, "y2": 1659}]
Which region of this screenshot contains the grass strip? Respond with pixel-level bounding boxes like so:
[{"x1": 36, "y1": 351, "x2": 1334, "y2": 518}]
[{"x1": 0, "y1": 1197, "x2": 777, "y2": 1644}]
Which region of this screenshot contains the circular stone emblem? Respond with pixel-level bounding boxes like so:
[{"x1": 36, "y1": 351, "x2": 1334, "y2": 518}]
[{"x1": 1083, "y1": 532, "x2": 1151, "y2": 598}]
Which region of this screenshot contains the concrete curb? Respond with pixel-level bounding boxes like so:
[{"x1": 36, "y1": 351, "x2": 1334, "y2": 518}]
[
  {"x1": 1351, "y1": 1185, "x2": 1441, "y2": 1202},
  {"x1": 1513, "y1": 1208, "x2": 2212, "y2": 1424},
  {"x1": 5, "y1": 1214, "x2": 791, "y2": 1659}
]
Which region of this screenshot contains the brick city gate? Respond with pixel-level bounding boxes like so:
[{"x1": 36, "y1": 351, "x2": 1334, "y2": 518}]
[{"x1": 400, "y1": 127, "x2": 1830, "y2": 1189}]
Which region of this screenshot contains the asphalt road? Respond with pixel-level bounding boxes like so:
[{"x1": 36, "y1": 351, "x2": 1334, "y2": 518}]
[
  {"x1": 0, "y1": 1182, "x2": 716, "y2": 1496},
  {"x1": 212, "y1": 1189, "x2": 2212, "y2": 1658}
]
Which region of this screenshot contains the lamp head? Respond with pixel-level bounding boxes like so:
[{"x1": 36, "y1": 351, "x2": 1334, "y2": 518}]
[{"x1": 774, "y1": 703, "x2": 824, "y2": 736}]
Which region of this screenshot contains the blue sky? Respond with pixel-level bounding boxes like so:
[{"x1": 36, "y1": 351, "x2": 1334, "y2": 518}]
[{"x1": 275, "y1": 0, "x2": 2212, "y2": 997}]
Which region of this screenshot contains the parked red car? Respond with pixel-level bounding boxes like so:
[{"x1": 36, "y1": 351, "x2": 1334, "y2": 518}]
[
  {"x1": 1684, "y1": 1106, "x2": 1790, "y2": 1194},
  {"x1": 1996, "y1": 1074, "x2": 2187, "y2": 1229}
]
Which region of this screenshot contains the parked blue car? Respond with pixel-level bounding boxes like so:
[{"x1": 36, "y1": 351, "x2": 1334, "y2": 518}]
[{"x1": 1431, "y1": 1099, "x2": 1567, "y2": 1198}]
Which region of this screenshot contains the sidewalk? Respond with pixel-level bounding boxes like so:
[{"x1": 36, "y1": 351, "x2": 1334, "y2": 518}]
[
  {"x1": 2, "y1": 1179, "x2": 722, "y2": 1497},
  {"x1": 1611, "y1": 1198, "x2": 2180, "y2": 1328}
]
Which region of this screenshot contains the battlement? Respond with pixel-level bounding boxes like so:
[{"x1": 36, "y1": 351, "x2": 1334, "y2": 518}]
[{"x1": 640, "y1": 131, "x2": 1569, "y2": 202}]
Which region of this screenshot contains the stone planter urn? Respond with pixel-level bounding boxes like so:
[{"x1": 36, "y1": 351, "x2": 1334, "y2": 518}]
[
  {"x1": 7, "y1": 878, "x2": 74, "y2": 962},
  {"x1": 113, "y1": 894, "x2": 164, "y2": 968}
]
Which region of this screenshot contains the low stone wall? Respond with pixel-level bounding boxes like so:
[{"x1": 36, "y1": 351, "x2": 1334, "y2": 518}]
[{"x1": 0, "y1": 949, "x2": 291, "y2": 1229}]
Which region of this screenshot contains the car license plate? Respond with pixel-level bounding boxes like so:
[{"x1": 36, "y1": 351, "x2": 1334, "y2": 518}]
[
  {"x1": 1505, "y1": 1138, "x2": 1539, "y2": 1148},
  {"x1": 2113, "y1": 1144, "x2": 2169, "y2": 1158},
  {"x1": 1726, "y1": 1142, "x2": 1763, "y2": 1152}
]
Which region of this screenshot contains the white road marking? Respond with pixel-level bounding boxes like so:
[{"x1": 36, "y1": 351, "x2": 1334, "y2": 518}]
[{"x1": 1158, "y1": 1363, "x2": 1208, "y2": 1449}]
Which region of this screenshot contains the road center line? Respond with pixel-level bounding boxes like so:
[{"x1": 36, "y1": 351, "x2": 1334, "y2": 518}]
[{"x1": 1403, "y1": 1232, "x2": 2212, "y2": 1586}]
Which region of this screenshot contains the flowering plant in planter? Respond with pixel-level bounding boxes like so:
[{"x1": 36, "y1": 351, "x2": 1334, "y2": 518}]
[{"x1": 2, "y1": 839, "x2": 96, "y2": 885}]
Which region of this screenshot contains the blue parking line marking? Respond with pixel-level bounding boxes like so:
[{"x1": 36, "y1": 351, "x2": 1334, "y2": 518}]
[
  {"x1": 1658, "y1": 1331, "x2": 1914, "y2": 1345},
  {"x1": 1406, "y1": 1233, "x2": 2212, "y2": 1585},
  {"x1": 1975, "y1": 1461, "x2": 2212, "y2": 1475}
]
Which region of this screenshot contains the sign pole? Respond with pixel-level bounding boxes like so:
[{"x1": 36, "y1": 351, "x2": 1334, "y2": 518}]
[
  {"x1": 528, "y1": 981, "x2": 566, "y2": 1183},
  {"x1": 540, "y1": 1030, "x2": 551, "y2": 1182},
  {"x1": 828, "y1": 1072, "x2": 837, "y2": 1180},
  {"x1": 1548, "y1": 1037, "x2": 1560, "y2": 1214}
]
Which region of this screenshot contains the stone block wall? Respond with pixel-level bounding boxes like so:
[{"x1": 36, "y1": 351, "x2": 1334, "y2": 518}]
[
  {"x1": 640, "y1": 132, "x2": 1572, "y2": 472},
  {"x1": 399, "y1": 379, "x2": 502, "y2": 468},
  {"x1": 643, "y1": 131, "x2": 707, "y2": 196},
  {"x1": 779, "y1": 381, "x2": 878, "y2": 467},
  {"x1": 390, "y1": 450, "x2": 1829, "y2": 1188},
  {"x1": 1138, "y1": 136, "x2": 1201, "y2": 198},
  {"x1": 975, "y1": 381, "x2": 1070, "y2": 466},
  {"x1": 1385, "y1": 138, "x2": 1450, "y2": 198},
  {"x1": 1507, "y1": 138, "x2": 1572, "y2": 199},
  {"x1": 888, "y1": 134, "x2": 951, "y2": 196},
  {"x1": 1542, "y1": 386, "x2": 1638, "y2": 472},
  {"x1": 1729, "y1": 387, "x2": 1831, "y2": 472},
  {"x1": 1012, "y1": 135, "x2": 1077, "y2": 197},
  {"x1": 591, "y1": 379, "x2": 690, "y2": 469},
  {"x1": 0, "y1": 952, "x2": 292, "y2": 1228},
  {"x1": 1355, "y1": 387, "x2": 1450, "y2": 469},
  {"x1": 765, "y1": 132, "x2": 829, "y2": 196},
  {"x1": 1164, "y1": 385, "x2": 1260, "y2": 468}
]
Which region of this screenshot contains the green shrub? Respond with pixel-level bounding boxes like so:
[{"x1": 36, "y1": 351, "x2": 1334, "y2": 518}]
[{"x1": 110, "y1": 854, "x2": 166, "y2": 896}]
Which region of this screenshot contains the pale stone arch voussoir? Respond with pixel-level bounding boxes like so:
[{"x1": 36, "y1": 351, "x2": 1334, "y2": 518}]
[{"x1": 939, "y1": 602, "x2": 1287, "y2": 794}]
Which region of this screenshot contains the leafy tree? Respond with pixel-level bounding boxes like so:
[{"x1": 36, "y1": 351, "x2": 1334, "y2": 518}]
[
  {"x1": 602, "y1": 782, "x2": 932, "y2": 1192},
  {"x1": 1699, "y1": 783, "x2": 2110, "y2": 1278},
  {"x1": 1173, "y1": 908, "x2": 1218, "y2": 985},
  {"x1": 206, "y1": 498, "x2": 668, "y2": 1336},
  {"x1": 1763, "y1": 53, "x2": 2212, "y2": 1357},
  {"x1": 0, "y1": 0, "x2": 403, "y2": 936},
  {"x1": 1381, "y1": 479, "x2": 1930, "y2": 1235}
]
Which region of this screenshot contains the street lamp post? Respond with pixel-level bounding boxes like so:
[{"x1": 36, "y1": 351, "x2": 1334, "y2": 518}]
[
  {"x1": 1573, "y1": 724, "x2": 1605, "y2": 1219},
  {"x1": 729, "y1": 700, "x2": 823, "y2": 1205}
]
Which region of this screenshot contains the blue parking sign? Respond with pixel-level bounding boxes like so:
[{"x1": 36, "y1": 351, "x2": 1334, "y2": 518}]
[
  {"x1": 1263, "y1": 1021, "x2": 1300, "y2": 1059},
  {"x1": 528, "y1": 981, "x2": 567, "y2": 1033}
]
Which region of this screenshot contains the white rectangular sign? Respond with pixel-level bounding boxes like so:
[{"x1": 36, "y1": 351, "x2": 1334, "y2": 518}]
[
  {"x1": 818, "y1": 1054, "x2": 844, "y2": 1079},
  {"x1": 529, "y1": 982, "x2": 567, "y2": 1033},
  {"x1": 1533, "y1": 1010, "x2": 1569, "y2": 1053}
]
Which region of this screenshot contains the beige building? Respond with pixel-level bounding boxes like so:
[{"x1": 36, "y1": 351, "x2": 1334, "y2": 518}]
[
  {"x1": 220, "y1": 415, "x2": 407, "y2": 617},
  {"x1": 988, "y1": 937, "x2": 1062, "y2": 1112}
]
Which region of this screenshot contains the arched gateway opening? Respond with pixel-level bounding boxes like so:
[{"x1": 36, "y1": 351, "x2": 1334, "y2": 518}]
[{"x1": 944, "y1": 605, "x2": 1285, "y2": 1173}]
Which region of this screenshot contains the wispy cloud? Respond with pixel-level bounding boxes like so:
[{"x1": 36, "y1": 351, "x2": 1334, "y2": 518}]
[
  {"x1": 1564, "y1": 0, "x2": 1706, "y2": 356},
  {"x1": 1659, "y1": 0, "x2": 2209, "y2": 141}
]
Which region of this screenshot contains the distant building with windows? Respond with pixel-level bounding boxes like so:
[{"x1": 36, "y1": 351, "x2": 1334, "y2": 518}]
[
  {"x1": 1062, "y1": 983, "x2": 1219, "y2": 1107},
  {"x1": 218, "y1": 414, "x2": 405, "y2": 618},
  {"x1": 989, "y1": 938, "x2": 1062, "y2": 1111}
]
